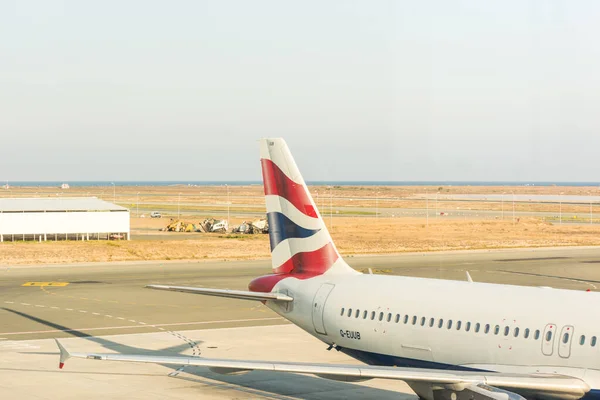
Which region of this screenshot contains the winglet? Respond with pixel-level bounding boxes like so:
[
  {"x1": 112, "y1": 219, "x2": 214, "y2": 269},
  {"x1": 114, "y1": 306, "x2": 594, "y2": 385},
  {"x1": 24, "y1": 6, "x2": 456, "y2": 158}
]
[
  {"x1": 55, "y1": 339, "x2": 71, "y2": 369},
  {"x1": 466, "y1": 271, "x2": 473, "y2": 283}
]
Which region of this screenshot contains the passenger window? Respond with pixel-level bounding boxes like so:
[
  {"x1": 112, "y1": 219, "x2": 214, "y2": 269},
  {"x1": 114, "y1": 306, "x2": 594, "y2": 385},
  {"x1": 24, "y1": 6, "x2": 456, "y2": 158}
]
[
  {"x1": 456, "y1": 321, "x2": 462, "y2": 330},
  {"x1": 379, "y1": 312, "x2": 384, "y2": 321},
  {"x1": 524, "y1": 328, "x2": 530, "y2": 338},
  {"x1": 494, "y1": 325, "x2": 500, "y2": 335},
  {"x1": 504, "y1": 326, "x2": 509, "y2": 336},
  {"x1": 363, "y1": 310, "x2": 368, "y2": 319},
  {"x1": 465, "y1": 322, "x2": 471, "y2": 332},
  {"x1": 438, "y1": 319, "x2": 444, "y2": 328},
  {"x1": 563, "y1": 333, "x2": 570, "y2": 344},
  {"x1": 485, "y1": 324, "x2": 490, "y2": 334},
  {"x1": 421, "y1": 317, "x2": 426, "y2": 326},
  {"x1": 371, "y1": 311, "x2": 376, "y2": 320},
  {"x1": 546, "y1": 331, "x2": 553, "y2": 342},
  {"x1": 475, "y1": 323, "x2": 480, "y2": 333},
  {"x1": 580, "y1": 335, "x2": 586, "y2": 345},
  {"x1": 514, "y1": 327, "x2": 520, "y2": 337},
  {"x1": 429, "y1": 318, "x2": 435, "y2": 327},
  {"x1": 412, "y1": 316, "x2": 417, "y2": 325},
  {"x1": 347, "y1": 309, "x2": 353, "y2": 317},
  {"x1": 355, "y1": 309, "x2": 360, "y2": 318},
  {"x1": 387, "y1": 313, "x2": 392, "y2": 322},
  {"x1": 341, "y1": 308, "x2": 345, "y2": 316},
  {"x1": 592, "y1": 336, "x2": 597, "y2": 347},
  {"x1": 404, "y1": 315, "x2": 409, "y2": 324},
  {"x1": 447, "y1": 320, "x2": 453, "y2": 329},
  {"x1": 534, "y1": 330, "x2": 540, "y2": 340},
  {"x1": 395, "y1": 314, "x2": 400, "y2": 323}
]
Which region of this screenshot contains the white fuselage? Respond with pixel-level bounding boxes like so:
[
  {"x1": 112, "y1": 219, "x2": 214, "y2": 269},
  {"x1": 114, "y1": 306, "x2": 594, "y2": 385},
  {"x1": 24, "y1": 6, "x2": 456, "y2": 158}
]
[{"x1": 268, "y1": 273, "x2": 600, "y2": 392}]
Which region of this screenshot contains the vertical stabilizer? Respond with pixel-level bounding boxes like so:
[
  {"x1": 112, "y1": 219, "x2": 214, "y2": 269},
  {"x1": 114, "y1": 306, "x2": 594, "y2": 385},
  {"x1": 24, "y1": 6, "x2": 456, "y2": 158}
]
[{"x1": 259, "y1": 138, "x2": 356, "y2": 276}]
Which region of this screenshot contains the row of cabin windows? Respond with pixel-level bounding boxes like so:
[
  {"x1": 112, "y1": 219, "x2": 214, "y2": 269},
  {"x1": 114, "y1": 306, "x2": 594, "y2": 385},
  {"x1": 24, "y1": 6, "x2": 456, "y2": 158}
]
[
  {"x1": 577, "y1": 334, "x2": 597, "y2": 346},
  {"x1": 339, "y1": 308, "x2": 598, "y2": 347}
]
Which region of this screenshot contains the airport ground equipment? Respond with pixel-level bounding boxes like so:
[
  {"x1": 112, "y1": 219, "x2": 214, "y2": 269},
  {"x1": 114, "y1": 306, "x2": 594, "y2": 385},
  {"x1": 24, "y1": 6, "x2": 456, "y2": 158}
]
[{"x1": 231, "y1": 218, "x2": 269, "y2": 234}]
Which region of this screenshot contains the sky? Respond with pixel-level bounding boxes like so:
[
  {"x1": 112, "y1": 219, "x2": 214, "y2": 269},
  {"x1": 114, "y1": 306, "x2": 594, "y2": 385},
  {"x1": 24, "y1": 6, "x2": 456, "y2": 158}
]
[{"x1": 1, "y1": 1, "x2": 599, "y2": 182}]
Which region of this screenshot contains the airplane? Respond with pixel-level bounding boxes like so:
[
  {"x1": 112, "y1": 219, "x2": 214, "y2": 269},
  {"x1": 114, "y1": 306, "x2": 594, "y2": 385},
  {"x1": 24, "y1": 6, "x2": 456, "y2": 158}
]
[{"x1": 56, "y1": 138, "x2": 599, "y2": 400}]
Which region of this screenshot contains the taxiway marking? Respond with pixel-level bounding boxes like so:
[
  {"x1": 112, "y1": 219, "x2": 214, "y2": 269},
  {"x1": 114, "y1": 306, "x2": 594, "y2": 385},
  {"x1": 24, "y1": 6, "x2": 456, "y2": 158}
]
[
  {"x1": 22, "y1": 282, "x2": 69, "y2": 287},
  {"x1": 6, "y1": 283, "x2": 277, "y2": 363}
]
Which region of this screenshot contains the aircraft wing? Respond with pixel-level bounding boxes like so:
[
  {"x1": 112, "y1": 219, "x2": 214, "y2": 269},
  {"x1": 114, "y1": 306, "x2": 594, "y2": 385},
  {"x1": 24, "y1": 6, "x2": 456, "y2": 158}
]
[
  {"x1": 55, "y1": 340, "x2": 589, "y2": 400},
  {"x1": 145, "y1": 285, "x2": 293, "y2": 302}
]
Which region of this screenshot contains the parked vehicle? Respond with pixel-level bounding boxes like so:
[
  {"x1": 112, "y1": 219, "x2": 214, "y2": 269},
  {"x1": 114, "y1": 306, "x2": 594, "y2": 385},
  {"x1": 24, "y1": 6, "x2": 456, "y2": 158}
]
[{"x1": 150, "y1": 211, "x2": 162, "y2": 218}]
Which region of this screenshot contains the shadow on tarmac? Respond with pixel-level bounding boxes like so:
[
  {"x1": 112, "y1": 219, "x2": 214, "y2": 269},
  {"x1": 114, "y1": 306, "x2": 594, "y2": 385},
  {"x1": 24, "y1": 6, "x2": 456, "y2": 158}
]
[
  {"x1": 2, "y1": 307, "x2": 414, "y2": 400},
  {"x1": 2, "y1": 307, "x2": 198, "y2": 355}
]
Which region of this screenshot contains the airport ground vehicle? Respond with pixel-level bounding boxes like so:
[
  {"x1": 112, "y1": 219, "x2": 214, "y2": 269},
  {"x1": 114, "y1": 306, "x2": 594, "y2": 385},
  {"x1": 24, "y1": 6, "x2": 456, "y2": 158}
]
[{"x1": 57, "y1": 139, "x2": 600, "y2": 400}]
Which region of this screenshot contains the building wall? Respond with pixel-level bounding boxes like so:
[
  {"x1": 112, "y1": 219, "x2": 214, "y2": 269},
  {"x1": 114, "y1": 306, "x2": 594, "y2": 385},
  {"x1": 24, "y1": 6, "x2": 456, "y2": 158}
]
[{"x1": 0, "y1": 211, "x2": 130, "y2": 235}]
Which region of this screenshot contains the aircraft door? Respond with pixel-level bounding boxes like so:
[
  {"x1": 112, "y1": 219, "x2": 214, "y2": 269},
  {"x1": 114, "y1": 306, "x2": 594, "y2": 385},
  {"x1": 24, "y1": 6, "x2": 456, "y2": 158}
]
[
  {"x1": 542, "y1": 323, "x2": 557, "y2": 356},
  {"x1": 558, "y1": 325, "x2": 574, "y2": 358},
  {"x1": 312, "y1": 283, "x2": 335, "y2": 335}
]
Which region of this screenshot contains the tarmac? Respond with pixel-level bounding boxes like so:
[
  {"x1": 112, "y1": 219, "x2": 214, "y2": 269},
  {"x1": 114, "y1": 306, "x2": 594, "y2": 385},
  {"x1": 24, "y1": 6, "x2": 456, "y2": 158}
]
[
  {"x1": 3, "y1": 247, "x2": 600, "y2": 398},
  {"x1": 0, "y1": 325, "x2": 416, "y2": 400}
]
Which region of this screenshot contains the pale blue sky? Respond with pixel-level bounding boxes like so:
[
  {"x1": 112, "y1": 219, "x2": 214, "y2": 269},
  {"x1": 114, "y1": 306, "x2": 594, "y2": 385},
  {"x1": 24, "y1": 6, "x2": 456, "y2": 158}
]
[{"x1": 1, "y1": 1, "x2": 599, "y2": 182}]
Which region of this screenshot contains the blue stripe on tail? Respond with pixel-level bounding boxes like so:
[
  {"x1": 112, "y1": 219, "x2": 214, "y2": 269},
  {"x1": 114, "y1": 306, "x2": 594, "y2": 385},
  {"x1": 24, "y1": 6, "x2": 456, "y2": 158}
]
[{"x1": 266, "y1": 212, "x2": 321, "y2": 251}]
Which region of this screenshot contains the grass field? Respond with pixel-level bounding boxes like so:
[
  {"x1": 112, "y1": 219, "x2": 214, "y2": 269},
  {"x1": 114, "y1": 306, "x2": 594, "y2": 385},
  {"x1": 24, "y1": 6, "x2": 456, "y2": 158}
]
[
  {"x1": 3, "y1": 184, "x2": 600, "y2": 265},
  {"x1": 3, "y1": 217, "x2": 600, "y2": 265}
]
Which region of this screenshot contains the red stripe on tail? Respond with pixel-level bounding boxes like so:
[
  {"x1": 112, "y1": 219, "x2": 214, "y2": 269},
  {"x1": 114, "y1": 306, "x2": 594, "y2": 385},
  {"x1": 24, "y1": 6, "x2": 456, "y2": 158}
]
[
  {"x1": 274, "y1": 242, "x2": 339, "y2": 274},
  {"x1": 249, "y1": 242, "x2": 338, "y2": 293},
  {"x1": 261, "y1": 158, "x2": 317, "y2": 218}
]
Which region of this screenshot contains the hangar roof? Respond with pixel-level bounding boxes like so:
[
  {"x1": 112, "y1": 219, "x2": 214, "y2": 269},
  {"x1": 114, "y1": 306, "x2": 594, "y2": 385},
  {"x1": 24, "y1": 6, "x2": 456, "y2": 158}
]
[{"x1": 0, "y1": 198, "x2": 128, "y2": 213}]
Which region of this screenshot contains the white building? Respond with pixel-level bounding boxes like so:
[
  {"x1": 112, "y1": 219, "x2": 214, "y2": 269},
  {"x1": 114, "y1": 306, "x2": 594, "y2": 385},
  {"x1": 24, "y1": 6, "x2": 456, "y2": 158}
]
[{"x1": 0, "y1": 198, "x2": 130, "y2": 242}]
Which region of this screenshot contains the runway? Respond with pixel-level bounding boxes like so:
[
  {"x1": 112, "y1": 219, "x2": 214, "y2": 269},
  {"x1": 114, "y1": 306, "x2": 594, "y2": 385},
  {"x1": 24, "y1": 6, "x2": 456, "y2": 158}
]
[
  {"x1": 3, "y1": 247, "x2": 600, "y2": 398},
  {"x1": 132, "y1": 205, "x2": 584, "y2": 222}
]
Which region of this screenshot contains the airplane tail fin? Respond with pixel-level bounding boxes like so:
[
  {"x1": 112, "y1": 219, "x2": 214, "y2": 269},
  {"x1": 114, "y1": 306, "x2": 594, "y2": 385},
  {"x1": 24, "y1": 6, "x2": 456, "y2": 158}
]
[{"x1": 259, "y1": 138, "x2": 356, "y2": 276}]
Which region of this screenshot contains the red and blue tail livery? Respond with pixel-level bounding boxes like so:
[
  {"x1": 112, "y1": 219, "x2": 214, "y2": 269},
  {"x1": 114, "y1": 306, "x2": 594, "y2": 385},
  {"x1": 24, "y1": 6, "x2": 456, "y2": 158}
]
[{"x1": 248, "y1": 139, "x2": 356, "y2": 293}]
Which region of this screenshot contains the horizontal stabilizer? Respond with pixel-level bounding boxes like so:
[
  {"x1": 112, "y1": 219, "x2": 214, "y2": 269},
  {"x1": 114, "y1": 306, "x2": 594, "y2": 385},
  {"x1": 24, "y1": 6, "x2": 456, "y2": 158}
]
[{"x1": 145, "y1": 285, "x2": 293, "y2": 302}]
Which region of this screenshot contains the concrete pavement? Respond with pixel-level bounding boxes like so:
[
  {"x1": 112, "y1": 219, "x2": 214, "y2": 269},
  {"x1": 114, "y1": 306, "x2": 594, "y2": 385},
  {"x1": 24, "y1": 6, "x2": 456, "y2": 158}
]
[{"x1": 3, "y1": 247, "x2": 600, "y2": 398}]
